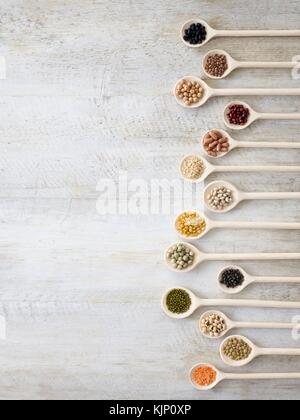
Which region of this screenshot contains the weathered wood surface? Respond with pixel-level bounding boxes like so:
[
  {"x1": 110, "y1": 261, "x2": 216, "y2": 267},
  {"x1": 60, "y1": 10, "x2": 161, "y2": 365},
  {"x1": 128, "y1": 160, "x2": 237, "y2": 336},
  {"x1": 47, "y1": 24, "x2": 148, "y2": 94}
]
[{"x1": 0, "y1": 0, "x2": 300, "y2": 400}]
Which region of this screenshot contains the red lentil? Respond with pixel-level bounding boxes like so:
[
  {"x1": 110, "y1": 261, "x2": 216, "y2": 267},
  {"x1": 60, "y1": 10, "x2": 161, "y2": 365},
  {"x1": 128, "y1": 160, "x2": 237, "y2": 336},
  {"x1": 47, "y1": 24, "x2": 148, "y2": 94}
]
[{"x1": 192, "y1": 366, "x2": 217, "y2": 387}]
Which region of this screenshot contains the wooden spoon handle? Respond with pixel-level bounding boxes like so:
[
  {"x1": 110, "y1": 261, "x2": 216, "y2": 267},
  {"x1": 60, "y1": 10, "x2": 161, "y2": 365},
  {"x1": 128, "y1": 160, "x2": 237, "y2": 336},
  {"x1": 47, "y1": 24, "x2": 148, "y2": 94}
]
[
  {"x1": 217, "y1": 29, "x2": 300, "y2": 37},
  {"x1": 216, "y1": 165, "x2": 300, "y2": 173},
  {"x1": 206, "y1": 252, "x2": 300, "y2": 262},
  {"x1": 260, "y1": 348, "x2": 300, "y2": 356},
  {"x1": 245, "y1": 192, "x2": 300, "y2": 200},
  {"x1": 259, "y1": 113, "x2": 300, "y2": 120},
  {"x1": 234, "y1": 321, "x2": 300, "y2": 329},
  {"x1": 216, "y1": 221, "x2": 300, "y2": 230},
  {"x1": 238, "y1": 141, "x2": 300, "y2": 149},
  {"x1": 215, "y1": 88, "x2": 300, "y2": 96},
  {"x1": 203, "y1": 298, "x2": 300, "y2": 309},
  {"x1": 239, "y1": 61, "x2": 296, "y2": 69},
  {"x1": 225, "y1": 372, "x2": 300, "y2": 380},
  {"x1": 253, "y1": 276, "x2": 300, "y2": 284}
]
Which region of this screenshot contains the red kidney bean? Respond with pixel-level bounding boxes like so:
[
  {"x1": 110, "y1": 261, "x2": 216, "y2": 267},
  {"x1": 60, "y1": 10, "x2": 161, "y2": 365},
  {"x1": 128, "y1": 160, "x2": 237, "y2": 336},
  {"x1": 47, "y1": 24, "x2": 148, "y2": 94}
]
[{"x1": 227, "y1": 104, "x2": 250, "y2": 125}]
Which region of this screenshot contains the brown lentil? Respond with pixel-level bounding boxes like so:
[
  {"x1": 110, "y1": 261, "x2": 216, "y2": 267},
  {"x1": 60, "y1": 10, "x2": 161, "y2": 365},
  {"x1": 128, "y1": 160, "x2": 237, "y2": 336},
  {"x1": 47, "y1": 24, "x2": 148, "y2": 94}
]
[
  {"x1": 205, "y1": 54, "x2": 228, "y2": 78},
  {"x1": 223, "y1": 337, "x2": 252, "y2": 361},
  {"x1": 203, "y1": 130, "x2": 230, "y2": 157},
  {"x1": 176, "y1": 79, "x2": 204, "y2": 106},
  {"x1": 181, "y1": 156, "x2": 205, "y2": 180},
  {"x1": 176, "y1": 211, "x2": 206, "y2": 238}
]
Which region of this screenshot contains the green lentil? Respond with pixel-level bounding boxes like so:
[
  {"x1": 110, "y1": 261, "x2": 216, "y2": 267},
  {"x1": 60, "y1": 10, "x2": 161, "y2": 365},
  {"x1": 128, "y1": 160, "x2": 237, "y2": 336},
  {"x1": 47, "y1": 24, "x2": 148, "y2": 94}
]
[
  {"x1": 223, "y1": 337, "x2": 252, "y2": 361},
  {"x1": 166, "y1": 289, "x2": 192, "y2": 314}
]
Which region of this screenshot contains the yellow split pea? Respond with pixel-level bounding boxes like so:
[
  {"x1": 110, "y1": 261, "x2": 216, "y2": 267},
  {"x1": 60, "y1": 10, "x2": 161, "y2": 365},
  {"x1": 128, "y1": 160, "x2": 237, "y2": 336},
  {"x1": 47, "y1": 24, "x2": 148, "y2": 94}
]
[{"x1": 176, "y1": 212, "x2": 207, "y2": 237}]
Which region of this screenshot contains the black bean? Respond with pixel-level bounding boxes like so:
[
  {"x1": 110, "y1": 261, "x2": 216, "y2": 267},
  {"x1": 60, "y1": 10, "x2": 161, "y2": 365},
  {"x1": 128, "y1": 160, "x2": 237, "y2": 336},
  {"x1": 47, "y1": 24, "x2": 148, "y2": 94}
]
[
  {"x1": 183, "y1": 22, "x2": 207, "y2": 45},
  {"x1": 220, "y1": 268, "x2": 245, "y2": 289}
]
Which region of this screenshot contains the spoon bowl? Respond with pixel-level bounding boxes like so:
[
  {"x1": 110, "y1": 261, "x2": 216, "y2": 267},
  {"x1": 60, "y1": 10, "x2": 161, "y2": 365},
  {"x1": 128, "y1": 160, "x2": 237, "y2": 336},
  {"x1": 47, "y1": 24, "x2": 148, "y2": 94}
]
[
  {"x1": 218, "y1": 265, "x2": 251, "y2": 294},
  {"x1": 201, "y1": 128, "x2": 234, "y2": 159},
  {"x1": 174, "y1": 211, "x2": 212, "y2": 240},
  {"x1": 224, "y1": 101, "x2": 257, "y2": 130},
  {"x1": 202, "y1": 49, "x2": 235, "y2": 79},
  {"x1": 164, "y1": 242, "x2": 204, "y2": 273},
  {"x1": 199, "y1": 310, "x2": 232, "y2": 339},
  {"x1": 180, "y1": 155, "x2": 213, "y2": 183},
  {"x1": 189, "y1": 363, "x2": 223, "y2": 390},
  {"x1": 204, "y1": 180, "x2": 240, "y2": 213},
  {"x1": 161, "y1": 286, "x2": 200, "y2": 319},
  {"x1": 220, "y1": 335, "x2": 257, "y2": 367},
  {"x1": 174, "y1": 77, "x2": 211, "y2": 108},
  {"x1": 180, "y1": 19, "x2": 214, "y2": 48}
]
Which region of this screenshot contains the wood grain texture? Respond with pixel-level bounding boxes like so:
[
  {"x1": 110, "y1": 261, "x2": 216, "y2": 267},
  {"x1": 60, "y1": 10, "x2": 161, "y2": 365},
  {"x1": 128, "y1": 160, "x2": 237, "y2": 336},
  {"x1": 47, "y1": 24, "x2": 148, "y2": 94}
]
[{"x1": 0, "y1": 0, "x2": 300, "y2": 400}]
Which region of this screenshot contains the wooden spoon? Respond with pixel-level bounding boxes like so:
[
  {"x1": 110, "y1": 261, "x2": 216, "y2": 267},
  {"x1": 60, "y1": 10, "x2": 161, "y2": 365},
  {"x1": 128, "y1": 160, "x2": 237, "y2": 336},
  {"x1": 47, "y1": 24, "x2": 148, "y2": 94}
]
[
  {"x1": 199, "y1": 310, "x2": 300, "y2": 339},
  {"x1": 220, "y1": 335, "x2": 300, "y2": 367},
  {"x1": 189, "y1": 362, "x2": 300, "y2": 391},
  {"x1": 218, "y1": 265, "x2": 300, "y2": 295},
  {"x1": 181, "y1": 19, "x2": 300, "y2": 48},
  {"x1": 202, "y1": 49, "x2": 297, "y2": 79},
  {"x1": 161, "y1": 287, "x2": 300, "y2": 320},
  {"x1": 174, "y1": 77, "x2": 300, "y2": 108},
  {"x1": 224, "y1": 101, "x2": 300, "y2": 130},
  {"x1": 180, "y1": 155, "x2": 300, "y2": 183},
  {"x1": 200, "y1": 128, "x2": 300, "y2": 159},
  {"x1": 204, "y1": 180, "x2": 300, "y2": 213},
  {"x1": 165, "y1": 242, "x2": 300, "y2": 273}
]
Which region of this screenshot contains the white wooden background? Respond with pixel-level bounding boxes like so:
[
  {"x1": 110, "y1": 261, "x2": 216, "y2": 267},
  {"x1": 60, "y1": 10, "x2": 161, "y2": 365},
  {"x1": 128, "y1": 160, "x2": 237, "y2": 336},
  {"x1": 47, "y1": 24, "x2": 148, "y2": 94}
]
[{"x1": 0, "y1": 0, "x2": 300, "y2": 400}]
